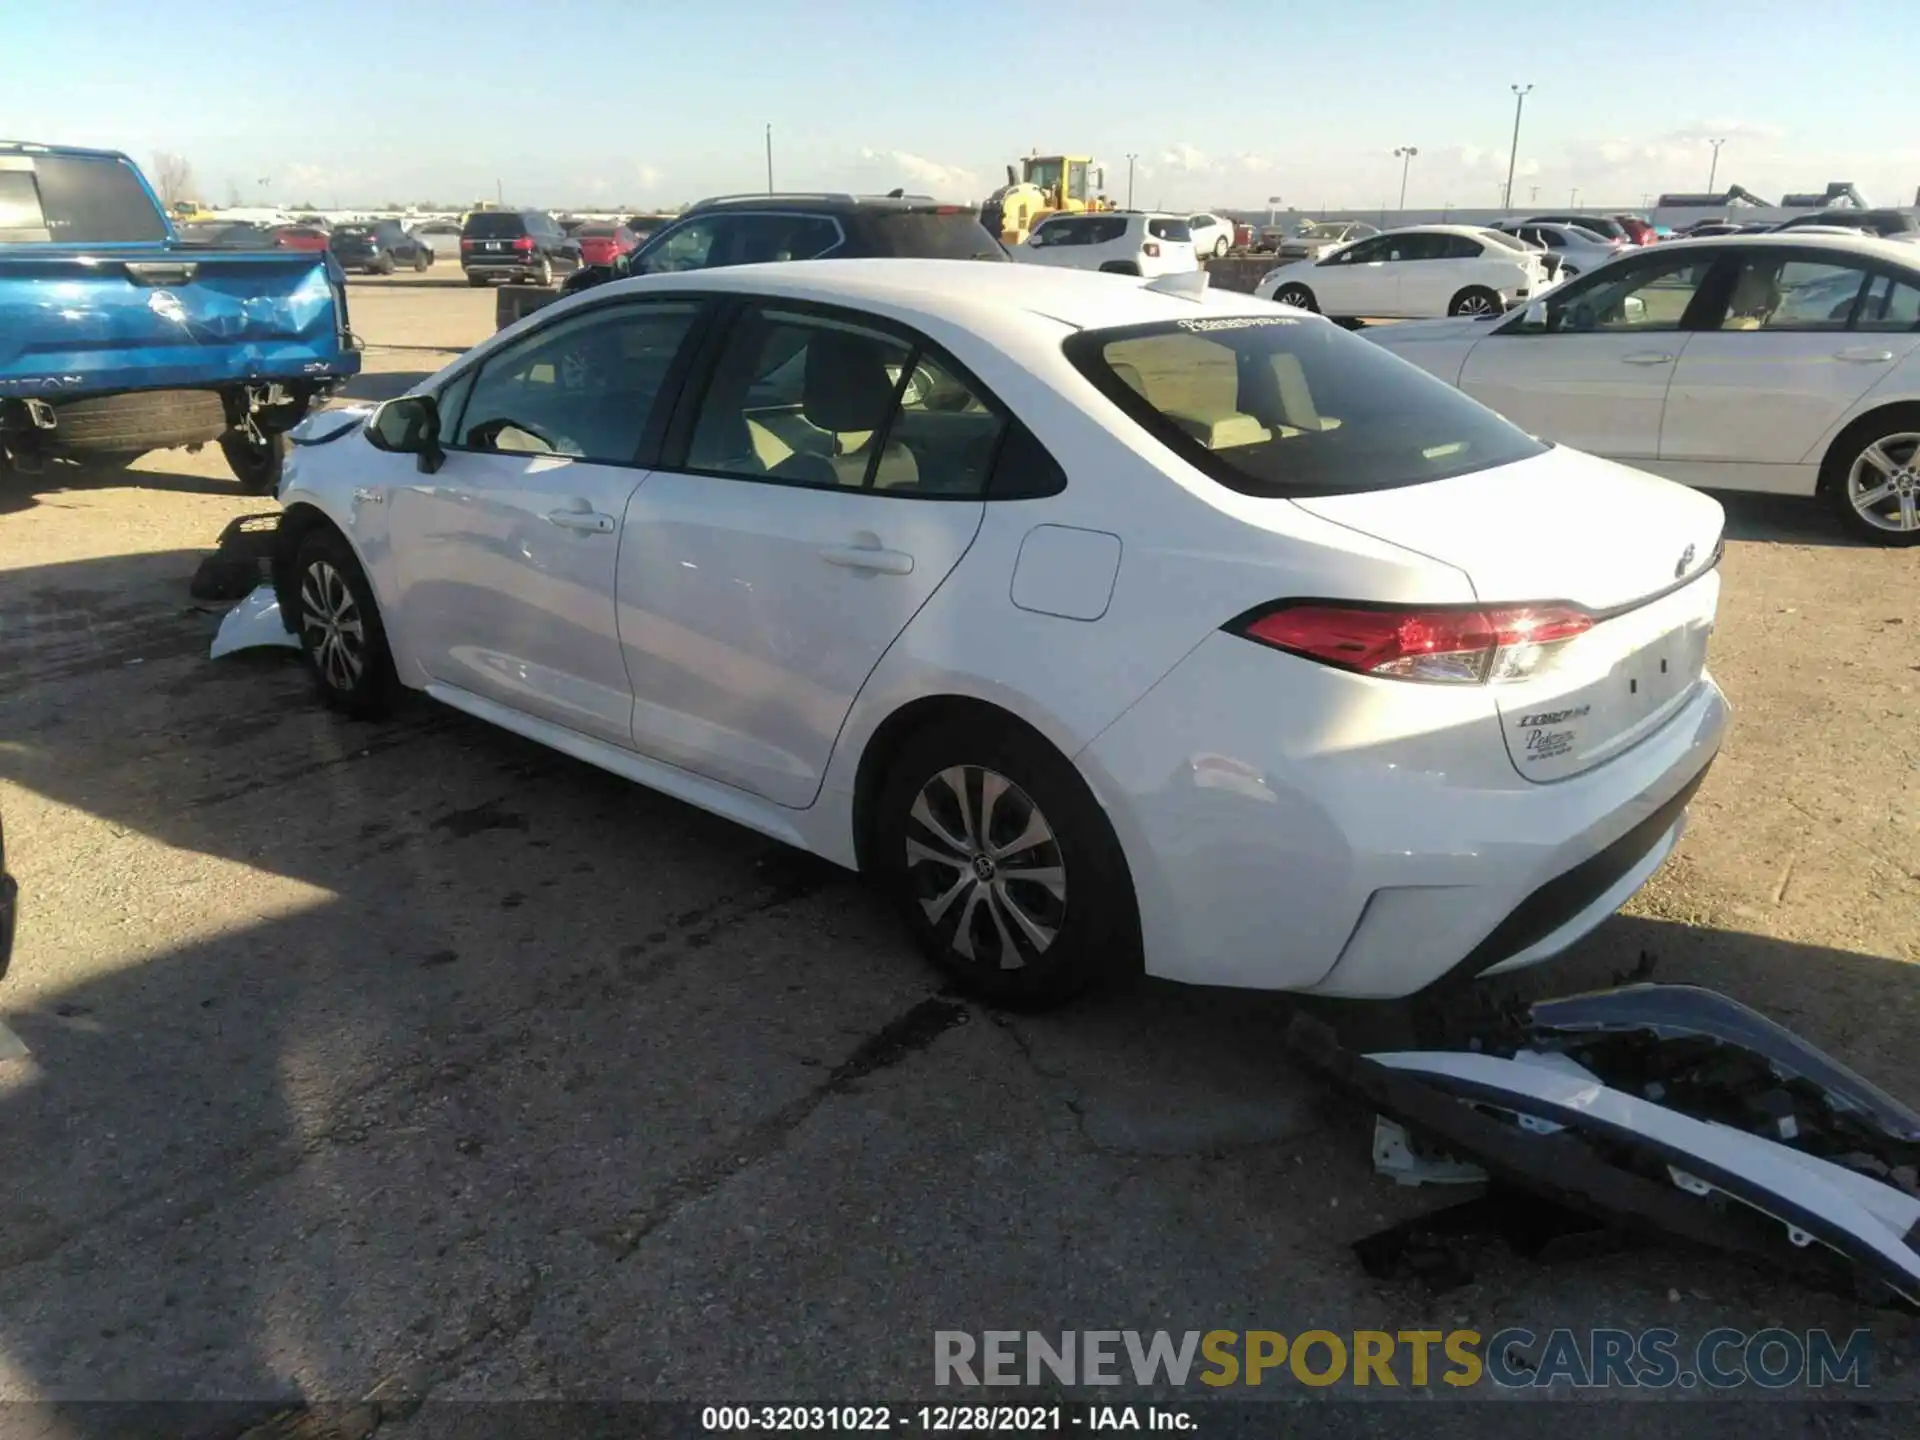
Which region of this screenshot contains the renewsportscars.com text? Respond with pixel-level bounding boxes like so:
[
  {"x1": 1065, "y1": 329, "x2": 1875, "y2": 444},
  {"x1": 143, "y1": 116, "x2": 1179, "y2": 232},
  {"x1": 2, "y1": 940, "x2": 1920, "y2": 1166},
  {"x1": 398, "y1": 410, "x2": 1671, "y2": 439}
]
[{"x1": 934, "y1": 1328, "x2": 1873, "y2": 1390}]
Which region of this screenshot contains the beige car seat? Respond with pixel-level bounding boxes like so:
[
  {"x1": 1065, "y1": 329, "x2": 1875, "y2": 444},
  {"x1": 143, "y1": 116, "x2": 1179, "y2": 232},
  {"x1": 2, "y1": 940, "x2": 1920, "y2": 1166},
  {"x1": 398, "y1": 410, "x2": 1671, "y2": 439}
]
[{"x1": 768, "y1": 331, "x2": 919, "y2": 489}]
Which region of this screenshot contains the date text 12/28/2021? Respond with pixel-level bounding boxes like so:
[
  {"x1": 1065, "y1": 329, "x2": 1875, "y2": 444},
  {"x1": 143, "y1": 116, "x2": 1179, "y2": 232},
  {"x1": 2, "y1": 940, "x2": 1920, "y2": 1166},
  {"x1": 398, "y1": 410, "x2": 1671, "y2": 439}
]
[{"x1": 700, "y1": 1406, "x2": 1192, "y2": 1432}]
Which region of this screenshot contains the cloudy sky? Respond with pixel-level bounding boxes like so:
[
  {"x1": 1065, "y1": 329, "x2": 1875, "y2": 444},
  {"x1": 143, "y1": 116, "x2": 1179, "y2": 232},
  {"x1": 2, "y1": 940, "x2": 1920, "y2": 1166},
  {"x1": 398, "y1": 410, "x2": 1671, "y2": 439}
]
[{"x1": 5, "y1": 0, "x2": 1914, "y2": 212}]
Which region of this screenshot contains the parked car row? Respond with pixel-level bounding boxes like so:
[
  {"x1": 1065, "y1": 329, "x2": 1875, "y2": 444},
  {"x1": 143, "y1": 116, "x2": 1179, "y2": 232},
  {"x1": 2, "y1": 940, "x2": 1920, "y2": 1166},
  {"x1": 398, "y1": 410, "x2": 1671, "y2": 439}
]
[{"x1": 1255, "y1": 225, "x2": 1551, "y2": 319}]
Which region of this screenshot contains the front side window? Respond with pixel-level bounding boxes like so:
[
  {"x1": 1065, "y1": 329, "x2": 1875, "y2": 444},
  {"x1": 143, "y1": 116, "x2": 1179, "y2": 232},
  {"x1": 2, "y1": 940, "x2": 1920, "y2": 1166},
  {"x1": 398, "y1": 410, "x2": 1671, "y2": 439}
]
[
  {"x1": 684, "y1": 306, "x2": 1008, "y2": 497},
  {"x1": 449, "y1": 302, "x2": 701, "y2": 464},
  {"x1": 1026, "y1": 160, "x2": 1063, "y2": 194},
  {"x1": 1326, "y1": 236, "x2": 1386, "y2": 265},
  {"x1": 1067, "y1": 315, "x2": 1546, "y2": 498},
  {"x1": 1720, "y1": 257, "x2": 1868, "y2": 331},
  {"x1": 1506, "y1": 253, "x2": 1712, "y2": 334},
  {"x1": 634, "y1": 217, "x2": 722, "y2": 273}
]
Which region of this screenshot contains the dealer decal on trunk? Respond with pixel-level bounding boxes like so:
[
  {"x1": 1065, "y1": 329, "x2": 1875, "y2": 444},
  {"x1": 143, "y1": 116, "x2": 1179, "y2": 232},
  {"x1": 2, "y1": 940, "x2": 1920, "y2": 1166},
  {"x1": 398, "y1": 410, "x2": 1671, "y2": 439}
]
[{"x1": 1516, "y1": 704, "x2": 1591, "y2": 764}]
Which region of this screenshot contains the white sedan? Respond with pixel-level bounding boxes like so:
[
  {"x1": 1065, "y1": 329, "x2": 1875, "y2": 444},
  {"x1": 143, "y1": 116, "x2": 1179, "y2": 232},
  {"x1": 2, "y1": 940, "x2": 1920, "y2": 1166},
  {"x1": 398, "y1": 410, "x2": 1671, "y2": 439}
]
[
  {"x1": 1186, "y1": 212, "x2": 1234, "y2": 258},
  {"x1": 253, "y1": 259, "x2": 1726, "y2": 1006},
  {"x1": 1364, "y1": 232, "x2": 1920, "y2": 542},
  {"x1": 1255, "y1": 225, "x2": 1550, "y2": 320}
]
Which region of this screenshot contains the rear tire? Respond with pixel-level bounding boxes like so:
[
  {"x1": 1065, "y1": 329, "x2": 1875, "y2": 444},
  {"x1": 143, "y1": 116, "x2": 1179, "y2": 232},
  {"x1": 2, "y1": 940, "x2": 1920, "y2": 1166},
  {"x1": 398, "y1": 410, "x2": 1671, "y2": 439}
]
[
  {"x1": 1213, "y1": 236, "x2": 1229, "y2": 257},
  {"x1": 293, "y1": 526, "x2": 400, "y2": 718},
  {"x1": 1821, "y1": 404, "x2": 1920, "y2": 546},
  {"x1": 1448, "y1": 286, "x2": 1502, "y2": 317},
  {"x1": 219, "y1": 428, "x2": 289, "y2": 495},
  {"x1": 412, "y1": 247, "x2": 430, "y2": 272},
  {"x1": 534, "y1": 256, "x2": 554, "y2": 287},
  {"x1": 874, "y1": 718, "x2": 1139, "y2": 1010},
  {"x1": 1271, "y1": 282, "x2": 1317, "y2": 312},
  {"x1": 376, "y1": 252, "x2": 397, "y2": 276}
]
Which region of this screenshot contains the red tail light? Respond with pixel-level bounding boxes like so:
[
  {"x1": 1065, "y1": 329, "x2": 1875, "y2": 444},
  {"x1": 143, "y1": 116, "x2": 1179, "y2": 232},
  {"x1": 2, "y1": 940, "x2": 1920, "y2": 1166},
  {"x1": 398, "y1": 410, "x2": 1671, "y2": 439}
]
[
  {"x1": 1144, "y1": 242, "x2": 1161, "y2": 257},
  {"x1": 512, "y1": 236, "x2": 535, "y2": 252},
  {"x1": 1232, "y1": 602, "x2": 1594, "y2": 684},
  {"x1": 459, "y1": 238, "x2": 474, "y2": 250}
]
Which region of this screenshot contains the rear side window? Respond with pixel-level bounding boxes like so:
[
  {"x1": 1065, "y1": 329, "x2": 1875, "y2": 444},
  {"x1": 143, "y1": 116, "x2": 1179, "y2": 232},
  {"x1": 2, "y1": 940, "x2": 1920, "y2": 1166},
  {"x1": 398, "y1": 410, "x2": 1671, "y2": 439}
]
[
  {"x1": 1065, "y1": 316, "x2": 1547, "y2": 498},
  {"x1": 463, "y1": 212, "x2": 528, "y2": 239},
  {"x1": 861, "y1": 210, "x2": 1006, "y2": 261},
  {"x1": 0, "y1": 171, "x2": 50, "y2": 241},
  {"x1": 1856, "y1": 273, "x2": 1920, "y2": 331},
  {"x1": 1147, "y1": 218, "x2": 1191, "y2": 242},
  {"x1": 1084, "y1": 216, "x2": 1127, "y2": 244},
  {"x1": 26, "y1": 156, "x2": 167, "y2": 244}
]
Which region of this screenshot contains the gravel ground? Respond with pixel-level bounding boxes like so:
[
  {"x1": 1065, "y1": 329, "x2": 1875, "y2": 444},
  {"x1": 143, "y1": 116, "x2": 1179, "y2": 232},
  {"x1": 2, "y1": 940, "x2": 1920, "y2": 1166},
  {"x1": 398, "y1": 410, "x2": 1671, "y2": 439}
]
[{"x1": 0, "y1": 277, "x2": 1916, "y2": 1435}]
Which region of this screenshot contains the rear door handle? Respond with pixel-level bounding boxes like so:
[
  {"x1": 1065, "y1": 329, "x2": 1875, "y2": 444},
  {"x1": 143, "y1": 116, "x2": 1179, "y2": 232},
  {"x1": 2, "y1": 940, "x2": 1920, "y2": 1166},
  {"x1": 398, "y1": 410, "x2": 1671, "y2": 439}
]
[
  {"x1": 1835, "y1": 348, "x2": 1896, "y2": 363},
  {"x1": 818, "y1": 544, "x2": 914, "y2": 575},
  {"x1": 1622, "y1": 352, "x2": 1676, "y2": 365},
  {"x1": 546, "y1": 509, "x2": 615, "y2": 533}
]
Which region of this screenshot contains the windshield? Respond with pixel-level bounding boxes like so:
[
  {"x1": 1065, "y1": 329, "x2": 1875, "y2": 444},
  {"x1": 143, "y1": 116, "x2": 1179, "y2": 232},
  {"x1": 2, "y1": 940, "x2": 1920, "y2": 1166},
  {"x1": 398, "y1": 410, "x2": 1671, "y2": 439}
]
[
  {"x1": 1025, "y1": 160, "x2": 1063, "y2": 193},
  {"x1": 1064, "y1": 316, "x2": 1547, "y2": 498},
  {"x1": 463, "y1": 212, "x2": 528, "y2": 238}
]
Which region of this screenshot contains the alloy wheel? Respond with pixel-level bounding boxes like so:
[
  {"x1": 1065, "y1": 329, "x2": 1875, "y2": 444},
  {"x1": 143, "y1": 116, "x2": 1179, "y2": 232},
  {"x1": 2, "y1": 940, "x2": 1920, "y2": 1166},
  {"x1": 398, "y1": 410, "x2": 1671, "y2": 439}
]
[
  {"x1": 1847, "y1": 432, "x2": 1920, "y2": 533},
  {"x1": 903, "y1": 765, "x2": 1067, "y2": 971},
  {"x1": 299, "y1": 560, "x2": 366, "y2": 693},
  {"x1": 1454, "y1": 292, "x2": 1497, "y2": 316}
]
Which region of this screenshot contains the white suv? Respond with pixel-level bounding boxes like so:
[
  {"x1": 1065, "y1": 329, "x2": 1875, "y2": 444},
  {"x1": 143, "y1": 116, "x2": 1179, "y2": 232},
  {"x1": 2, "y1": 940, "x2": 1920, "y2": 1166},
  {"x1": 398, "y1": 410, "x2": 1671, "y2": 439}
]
[{"x1": 1014, "y1": 211, "x2": 1200, "y2": 278}]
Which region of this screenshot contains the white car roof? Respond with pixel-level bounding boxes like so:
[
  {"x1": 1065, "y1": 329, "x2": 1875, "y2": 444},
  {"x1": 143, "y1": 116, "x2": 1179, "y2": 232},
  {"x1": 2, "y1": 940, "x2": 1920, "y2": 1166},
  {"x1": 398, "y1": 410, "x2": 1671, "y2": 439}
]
[
  {"x1": 1649, "y1": 231, "x2": 1920, "y2": 264},
  {"x1": 594, "y1": 258, "x2": 1280, "y2": 332},
  {"x1": 1374, "y1": 224, "x2": 1509, "y2": 240}
]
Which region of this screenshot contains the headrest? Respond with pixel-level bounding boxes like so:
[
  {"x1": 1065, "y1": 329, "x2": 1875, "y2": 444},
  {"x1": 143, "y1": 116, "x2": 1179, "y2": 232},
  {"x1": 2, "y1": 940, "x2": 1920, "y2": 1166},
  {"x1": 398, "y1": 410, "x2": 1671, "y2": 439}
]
[{"x1": 804, "y1": 331, "x2": 900, "y2": 434}]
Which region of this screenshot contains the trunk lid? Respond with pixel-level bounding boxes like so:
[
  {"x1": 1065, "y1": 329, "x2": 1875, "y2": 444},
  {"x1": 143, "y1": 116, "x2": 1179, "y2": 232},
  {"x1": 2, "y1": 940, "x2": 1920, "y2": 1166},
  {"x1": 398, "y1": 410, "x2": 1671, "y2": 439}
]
[{"x1": 1293, "y1": 447, "x2": 1725, "y2": 781}]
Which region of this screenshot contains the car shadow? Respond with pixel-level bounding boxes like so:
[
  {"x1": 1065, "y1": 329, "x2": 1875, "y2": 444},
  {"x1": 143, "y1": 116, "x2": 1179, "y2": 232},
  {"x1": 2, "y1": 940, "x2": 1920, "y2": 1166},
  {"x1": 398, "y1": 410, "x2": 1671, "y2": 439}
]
[
  {"x1": 3, "y1": 545, "x2": 1918, "y2": 1407},
  {"x1": 1709, "y1": 489, "x2": 1871, "y2": 549},
  {"x1": 0, "y1": 455, "x2": 243, "y2": 517}
]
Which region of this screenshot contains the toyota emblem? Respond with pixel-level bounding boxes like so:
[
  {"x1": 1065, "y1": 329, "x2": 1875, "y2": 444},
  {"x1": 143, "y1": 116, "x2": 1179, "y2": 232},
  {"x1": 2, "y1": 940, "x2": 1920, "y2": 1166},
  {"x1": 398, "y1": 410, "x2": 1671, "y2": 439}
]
[{"x1": 1674, "y1": 543, "x2": 1696, "y2": 578}]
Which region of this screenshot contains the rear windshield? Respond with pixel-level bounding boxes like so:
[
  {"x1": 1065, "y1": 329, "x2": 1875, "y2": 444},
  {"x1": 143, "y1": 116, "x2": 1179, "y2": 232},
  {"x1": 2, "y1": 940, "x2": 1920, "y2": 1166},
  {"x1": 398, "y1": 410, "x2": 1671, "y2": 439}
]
[
  {"x1": 861, "y1": 210, "x2": 1007, "y2": 261},
  {"x1": 578, "y1": 225, "x2": 618, "y2": 238},
  {"x1": 334, "y1": 225, "x2": 372, "y2": 238},
  {"x1": 1065, "y1": 317, "x2": 1547, "y2": 498},
  {"x1": 5, "y1": 155, "x2": 168, "y2": 244},
  {"x1": 1147, "y1": 218, "x2": 1191, "y2": 242},
  {"x1": 1479, "y1": 229, "x2": 1527, "y2": 250},
  {"x1": 463, "y1": 212, "x2": 528, "y2": 239}
]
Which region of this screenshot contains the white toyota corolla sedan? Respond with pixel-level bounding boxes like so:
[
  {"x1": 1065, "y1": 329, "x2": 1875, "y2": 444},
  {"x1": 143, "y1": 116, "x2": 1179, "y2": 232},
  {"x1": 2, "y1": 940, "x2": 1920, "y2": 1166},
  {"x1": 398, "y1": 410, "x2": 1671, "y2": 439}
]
[{"x1": 263, "y1": 259, "x2": 1727, "y2": 1007}]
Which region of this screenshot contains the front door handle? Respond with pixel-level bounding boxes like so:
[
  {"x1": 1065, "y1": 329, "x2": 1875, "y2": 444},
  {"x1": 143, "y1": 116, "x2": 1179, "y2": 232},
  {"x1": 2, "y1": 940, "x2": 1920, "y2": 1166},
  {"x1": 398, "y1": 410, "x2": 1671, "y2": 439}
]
[
  {"x1": 1835, "y1": 347, "x2": 1895, "y2": 363},
  {"x1": 546, "y1": 509, "x2": 615, "y2": 533},
  {"x1": 1622, "y1": 352, "x2": 1676, "y2": 365},
  {"x1": 818, "y1": 544, "x2": 914, "y2": 575}
]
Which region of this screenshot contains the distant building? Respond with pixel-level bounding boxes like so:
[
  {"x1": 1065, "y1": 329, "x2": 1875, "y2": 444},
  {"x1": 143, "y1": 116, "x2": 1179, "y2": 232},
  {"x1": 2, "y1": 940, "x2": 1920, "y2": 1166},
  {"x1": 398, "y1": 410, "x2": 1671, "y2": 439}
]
[
  {"x1": 1779, "y1": 182, "x2": 1867, "y2": 209},
  {"x1": 1656, "y1": 185, "x2": 1771, "y2": 208}
]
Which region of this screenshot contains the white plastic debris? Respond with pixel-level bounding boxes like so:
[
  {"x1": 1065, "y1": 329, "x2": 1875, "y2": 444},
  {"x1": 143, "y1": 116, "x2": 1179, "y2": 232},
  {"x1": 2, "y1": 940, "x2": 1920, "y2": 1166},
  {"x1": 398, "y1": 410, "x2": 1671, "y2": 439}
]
[
  {"x1": 1371, "y1": 1116, "x2": 1489, "y2": 1187},
  {"x1": 210, "y1": 583, "x2": 302, "y2": 658}
]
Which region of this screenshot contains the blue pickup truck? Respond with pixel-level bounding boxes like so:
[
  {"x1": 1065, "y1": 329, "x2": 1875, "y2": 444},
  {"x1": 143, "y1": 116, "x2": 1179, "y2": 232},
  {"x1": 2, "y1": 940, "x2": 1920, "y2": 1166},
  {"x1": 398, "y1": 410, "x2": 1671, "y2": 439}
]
[{"x1": 0, "y1": 142, "x2": 360, "y2": 492}]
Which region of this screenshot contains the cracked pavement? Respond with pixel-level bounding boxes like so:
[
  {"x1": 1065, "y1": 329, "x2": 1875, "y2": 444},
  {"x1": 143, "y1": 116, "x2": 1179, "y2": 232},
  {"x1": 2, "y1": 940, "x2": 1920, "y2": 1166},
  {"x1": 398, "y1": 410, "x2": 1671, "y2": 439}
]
[{"x1": 1, "y1": 279, "x2": 1917, "y2": 1435}]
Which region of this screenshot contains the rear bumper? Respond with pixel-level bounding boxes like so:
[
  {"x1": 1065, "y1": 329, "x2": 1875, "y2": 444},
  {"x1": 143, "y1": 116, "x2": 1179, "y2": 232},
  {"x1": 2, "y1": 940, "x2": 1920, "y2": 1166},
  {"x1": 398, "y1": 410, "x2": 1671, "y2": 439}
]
[{"x1": 1077, "y1": 629, "x2": 1730, "y2": 999}]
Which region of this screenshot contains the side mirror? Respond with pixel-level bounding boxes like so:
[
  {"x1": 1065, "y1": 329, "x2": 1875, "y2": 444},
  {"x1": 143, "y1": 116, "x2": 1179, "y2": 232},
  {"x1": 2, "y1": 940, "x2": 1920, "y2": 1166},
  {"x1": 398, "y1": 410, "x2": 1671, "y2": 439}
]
[{"x1": 366, "y1": 394, "x2": 444, "y2": 474}]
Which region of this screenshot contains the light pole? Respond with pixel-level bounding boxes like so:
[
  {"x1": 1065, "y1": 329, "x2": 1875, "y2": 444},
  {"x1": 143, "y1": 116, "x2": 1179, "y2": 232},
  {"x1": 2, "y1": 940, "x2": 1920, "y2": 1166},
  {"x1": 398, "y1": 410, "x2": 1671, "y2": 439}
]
[
  {"x1": 1393, "y1": 146, "x2": 1418, "y2": 210},
  {"x1": 1706, "y1": 137, "x2": 1726, "y2": 193},
  {"x1": 1528, "y1": 185, "x2": 1539, "y2": 203},
  {"x1": 1570, "y1": 187, "x2": 1581, "y2": 208},
  {"x1": 766, "y1": 124, "x2": 774, "y2": 193},
  {"x1": 1266, "y1": 194, "x2": 1282, "y2": 229},
  {"x1": 1503, "y1": 83, "x2": 1533, "y2": 209},
  {"x1": 1125, "y1": 154, "x2": 1137, "y2": 209}
]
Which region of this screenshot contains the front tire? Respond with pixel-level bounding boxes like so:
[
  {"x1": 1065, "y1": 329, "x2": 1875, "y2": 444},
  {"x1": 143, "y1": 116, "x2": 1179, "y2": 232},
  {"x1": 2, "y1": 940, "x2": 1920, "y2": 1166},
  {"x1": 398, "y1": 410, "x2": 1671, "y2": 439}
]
[
  {"x1": 219, "y1": 428, "x2": 289, "y2": 495},
  {"x1": 874, "y1": 719, "x2": 1139, "y2": 1010},
  {"x1": 1822, "y1": 406, "x2": 1920, "y2": 545},
  {"x1": 293, "y1": 527, "x2": 400, "y2": 717},
  {"x1": 534, "y1": 256, "x2": 553, "y2": 287},
  {"x1": 1272, "y1": 282, "x2": 1317, "y2": 312},
  {"x1": 1448, "y1": 286, "x2": 1502, "y2": 317}
]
